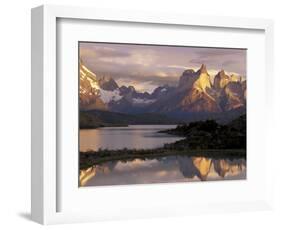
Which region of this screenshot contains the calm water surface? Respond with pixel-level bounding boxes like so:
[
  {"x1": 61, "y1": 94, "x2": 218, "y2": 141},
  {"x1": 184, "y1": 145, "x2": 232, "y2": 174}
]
[
  {"x1": 80, "y1": 156, "x2": 246, "y2": 186},
  {"x1": 80, "y1": 125, "x2": 184, "y2": 152},
  {"x1": 79, "y1": 125, "x2": 246, "y2": 186}
]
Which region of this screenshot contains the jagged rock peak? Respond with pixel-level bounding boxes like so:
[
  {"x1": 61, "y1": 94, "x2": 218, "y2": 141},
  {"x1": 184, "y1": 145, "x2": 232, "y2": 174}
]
[
  {"x1": 218, "y1": 69, "x2": 226, "y2": 76},
  {"x1": 178, "y1": 68, "x2": 198, "y2": 89},
  {"x1": 215, "y1": 70, "x2": 229, "y2": 80},
  {"x1": 197, "y1": 64, "x2": 208, "y2": 74},
  {"x1": 230, "y1": 74, "x2": 241, "y2": 82},
  {"x1": 128, "y1": 85, "x2": 136, "y2": 91},
  {"x1": 183, "y1": 69, "x2": 195, "y2": 75},
  {"x1": 99, "y1": 76, "x2": 119, "y2": 91},
  {"x1": 214, "y1": 70, "x2": 230, "y2": 89}
]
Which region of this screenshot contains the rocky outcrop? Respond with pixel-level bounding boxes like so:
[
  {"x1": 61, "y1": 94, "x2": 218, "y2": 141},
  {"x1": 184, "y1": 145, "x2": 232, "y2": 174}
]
[
  {"x1": 180, "y1": 64, "x2": 221, "y2": 112},
  {"x1": 80, "y1": 60, "x2": 246, "y2": 115},
  {"x1": 79, "y1": 61, "x2": 108, "y2": 110}
]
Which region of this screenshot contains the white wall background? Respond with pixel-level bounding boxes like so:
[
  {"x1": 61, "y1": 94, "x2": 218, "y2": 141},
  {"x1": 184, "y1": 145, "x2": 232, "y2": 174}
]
[{"x1": 0, "y1": 0, "x2": 280, "y2": 229}]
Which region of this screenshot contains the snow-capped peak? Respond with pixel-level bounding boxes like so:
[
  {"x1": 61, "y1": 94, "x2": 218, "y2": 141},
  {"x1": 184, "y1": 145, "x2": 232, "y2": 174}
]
[{"x1": 99, "y1": 89, "x2": 122, "y2": 103}]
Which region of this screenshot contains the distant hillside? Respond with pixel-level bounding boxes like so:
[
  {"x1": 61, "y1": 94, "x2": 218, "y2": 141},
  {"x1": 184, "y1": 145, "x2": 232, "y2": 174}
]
[
  {"x1": 166, "y1": 106, "x2": 246, "y2": 124},
  {"x1": 80, "y1": 110, "x2": 178, "y2": 129},
  {"x1": 80, "y1": 111, "x2": 106, "y2": 129}
]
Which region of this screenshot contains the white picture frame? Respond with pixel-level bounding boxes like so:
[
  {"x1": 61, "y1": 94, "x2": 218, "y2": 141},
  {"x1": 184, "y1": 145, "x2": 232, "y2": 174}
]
[{"x1": 31, "y1": 4, "x2": 274, "y2": 225}]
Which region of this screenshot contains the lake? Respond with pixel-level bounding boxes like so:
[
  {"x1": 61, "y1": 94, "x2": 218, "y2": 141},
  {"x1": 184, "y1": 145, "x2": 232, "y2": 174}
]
[
  {"x1": 80, "y1": 156, "x2": 246, "y2": 186},
  {"x1": 80, "y1": 125, "x2": 185, "y2": 152},
  {"x1": 79, "y1": 125, "x2": 246, "y2": 186}
]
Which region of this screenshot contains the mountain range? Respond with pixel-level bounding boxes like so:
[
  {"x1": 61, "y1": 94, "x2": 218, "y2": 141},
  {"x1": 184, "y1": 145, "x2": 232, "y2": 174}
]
[{"x1": 79, "y1": 60, "x2": 246, "y2": 123}]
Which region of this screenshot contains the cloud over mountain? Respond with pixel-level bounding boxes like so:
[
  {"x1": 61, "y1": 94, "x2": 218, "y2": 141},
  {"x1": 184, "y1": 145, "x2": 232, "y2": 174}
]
[{"x1": 80, "y1": 43, "x2": 246, "y2": 93}]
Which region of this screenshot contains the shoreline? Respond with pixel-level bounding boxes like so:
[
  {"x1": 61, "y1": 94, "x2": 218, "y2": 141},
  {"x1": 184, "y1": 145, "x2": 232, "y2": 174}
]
[
  {"x1": 80, "y1": 116, "x2": 246, "y2": 170},
  {"x1": 80, "y1": 148, "x2": 246, "y2": 170},
  {"x1": 80, "y1": 123, "x2": 179, "y2": 130}
]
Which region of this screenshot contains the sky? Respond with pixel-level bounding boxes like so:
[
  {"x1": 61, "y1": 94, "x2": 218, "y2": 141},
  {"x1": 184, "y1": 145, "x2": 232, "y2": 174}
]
[{"x1": 80, "y1": 42, "x2": 246, "y2": 93}]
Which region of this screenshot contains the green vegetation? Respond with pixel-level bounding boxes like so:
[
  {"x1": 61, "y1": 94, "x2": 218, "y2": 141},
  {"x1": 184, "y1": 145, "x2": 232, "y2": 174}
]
[
  {"x1": 80, "y1": 111, "x2": 105, "y2": 129},
  {"x1": 80, "y1": 109, "x2": 178, "y2": 129},
  {"x1": 80, "y1": 111, "x2": 128, "y2": 129},
  {"x1": 79, "y1": 114, "x2": 246, "y2": 169},
  {"x1": 160, "y1": 114, "x2": 246, "y2": 150}
]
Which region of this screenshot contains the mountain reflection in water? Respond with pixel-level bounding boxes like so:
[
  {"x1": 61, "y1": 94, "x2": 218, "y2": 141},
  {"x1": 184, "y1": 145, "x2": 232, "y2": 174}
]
[{"x1": 79, "y1": 156, "x2": 246, "y2": 187}]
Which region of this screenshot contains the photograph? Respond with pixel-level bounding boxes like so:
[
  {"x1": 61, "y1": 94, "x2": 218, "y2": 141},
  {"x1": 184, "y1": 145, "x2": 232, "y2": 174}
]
[{"x1": 79, "y1": 42, "x2": 247, "y2": 187}]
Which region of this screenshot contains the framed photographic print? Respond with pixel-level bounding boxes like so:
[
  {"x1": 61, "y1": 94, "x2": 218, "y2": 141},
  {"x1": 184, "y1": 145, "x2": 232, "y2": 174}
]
[
  {"x1": 31, "y1": 5, "x2": 274, "y2": 224},
  {"x1": 78, "y1": 42, "x2": 247, "y2": 187}
]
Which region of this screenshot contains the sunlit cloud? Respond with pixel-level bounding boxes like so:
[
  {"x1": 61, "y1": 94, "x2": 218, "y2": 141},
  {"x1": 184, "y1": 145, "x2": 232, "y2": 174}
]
[
  {"x1": 80, "y1": 42, "x2": 246, "y2": 92},
  {"x1": 116, "y1": 78, "x2": 158, "y2": 93},
  {"x1": 167, "y1": 65, "x2": 190, "y2": 69}
]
